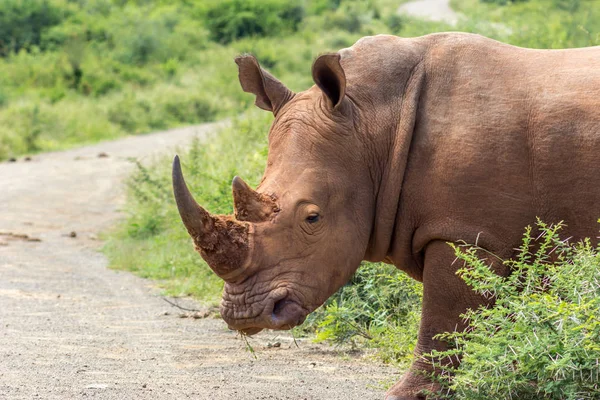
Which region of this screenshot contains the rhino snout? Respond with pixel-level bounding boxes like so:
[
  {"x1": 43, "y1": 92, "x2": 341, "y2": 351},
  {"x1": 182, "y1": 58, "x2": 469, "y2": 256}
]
[{"x1": 220, "y1": 286, "x2": 308, "y2": 333}]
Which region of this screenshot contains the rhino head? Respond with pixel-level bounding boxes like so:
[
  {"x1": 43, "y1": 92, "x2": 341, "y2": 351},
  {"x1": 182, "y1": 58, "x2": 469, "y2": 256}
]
[{"x1": 173, "y1": 53, "x2": 381, "y2": 335}]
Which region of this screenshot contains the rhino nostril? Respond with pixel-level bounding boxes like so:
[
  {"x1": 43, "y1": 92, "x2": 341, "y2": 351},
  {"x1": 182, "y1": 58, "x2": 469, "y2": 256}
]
[
  {"x1": 272, "y1": 298, "x2": 290, "y2": 317},
  {"x1": 270, "y1": 298, "x2": 306, "y2": 329}
]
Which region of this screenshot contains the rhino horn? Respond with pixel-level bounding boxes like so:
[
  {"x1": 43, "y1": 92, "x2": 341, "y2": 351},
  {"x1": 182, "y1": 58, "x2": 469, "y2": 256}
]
[
  {"x1": 172, "y1": 155, "x2": 213, "y2": 238},
  {"x1": 232, "y1": 176, "x2": 278, "y2": 222},
  {"x1": 172, "y1": 156, "x2": 250, "y2": 281}
]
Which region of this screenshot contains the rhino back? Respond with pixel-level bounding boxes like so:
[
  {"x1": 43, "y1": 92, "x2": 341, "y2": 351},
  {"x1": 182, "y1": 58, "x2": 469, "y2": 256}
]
[{"x1": 399, "y1": 33, "x2": 600, "y2": 259}]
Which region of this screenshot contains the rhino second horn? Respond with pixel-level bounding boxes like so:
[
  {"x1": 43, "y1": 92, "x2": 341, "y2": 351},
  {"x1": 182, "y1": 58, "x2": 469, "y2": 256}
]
[
  {"x1": 172, "y1": 155, "x2": 215, "y2": 239},
  {"x1": 232, "y1": 176, "x2": 277, "y2": 222}
]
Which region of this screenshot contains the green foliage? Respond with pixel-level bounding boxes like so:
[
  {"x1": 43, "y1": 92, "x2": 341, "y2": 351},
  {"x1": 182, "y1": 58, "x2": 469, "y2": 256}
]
[
  {"x1": 453, "y1": 0, "x2": 600, "y2": 48},
  {"x1": 306, "y1": 0, "x2": 342, "y2": 14},
  {"x1": 0, "y1": 103, "x2": 59, "y2": 156},
  {"x1": 481, "y1": 0, "x2": 528, "y2": 5},
  {"x1": 200, "y1": 0, "x2": 305, "y2": 44},
  {"x1": 1, "y1": 0, "x2": 385, "y2": 160},
  {"x1": 326, "y1": 1, "x2": 378, "y2": 33},
  {"x1": 433, "y1": 222, "x2": 600, "y2": 399},
  {"x1": 304, "y1": 262, "x2": 422, "y2": 367},
  {"x1": 0, "y1": 88, "x2": 7, "y2": 107},
  {"x1": 106, "y1": 86, "x2": 217, "y2": 133},
  {"x1": 385, "y1": 14, "x2": 405, "y2": 33},
  {"x1": 0, "y1": 0, "x2": 70, "y2": 56},
  {"x1": 1, "y1": 0, "x2": 597, "y2": 160}
]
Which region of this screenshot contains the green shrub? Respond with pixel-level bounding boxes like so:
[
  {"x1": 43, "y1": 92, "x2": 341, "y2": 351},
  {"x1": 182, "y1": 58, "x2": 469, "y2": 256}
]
[
  {"x1": 453, "y1": 0, "x2": 600, "y2": 48},
  {"x1": 326, "y1": 1, "x2": 378, "y2": 33},
  {"x1": 301, "y1": 262, "x2": 422, "y2": 367},
  {"x1": 200, "y1": 0, "x2": 305, "y2": 44},
  {"x1": 0, "y1": 88, "x2": 7, "y2": 107},
  {"x1": 306, "y1": 0, "x2": 341, "y2": 15},
  {"x1": 0, "y1": 49, "x2": 69, "y2": 90},
  {"x1": 481, "y1": 0, "x2": 529, "y2": 4},
  {"x1": 434, "y1": 222, "x2": 600, "y2": 399},
  {"x1": 116, "y1": 21, "x2": 165, "y2": 65},
  {"x1": 553, "y1": 0, "x2": 581, "y2": 11},
  {"x1": 0, "y1": 0, "x2": 71, "y2": 56},
  {"x1": 107, "y1": 86, "x2": 217, "y2": 133},
  {"x1": 41, "y1": 16, "x2": 109, "y2": 51},
  {"x1": 385, "y1": 14, "x2": 405, "y2": 33},
  {"x1": 110, "y1": 8, "x2": 171, "y2": 65},
  {"x1": 0, "y1": 103, "x2": 58, "y2": 154}
]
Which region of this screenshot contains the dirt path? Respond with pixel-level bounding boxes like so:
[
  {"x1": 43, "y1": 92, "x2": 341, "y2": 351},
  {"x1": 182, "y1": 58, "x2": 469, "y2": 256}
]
[
  {"x1": 398, "y1": 0, "x2": 460, "y2": 25},
  {"x1": 0, "y1": 123, "x2": 397, "y2": 399}
]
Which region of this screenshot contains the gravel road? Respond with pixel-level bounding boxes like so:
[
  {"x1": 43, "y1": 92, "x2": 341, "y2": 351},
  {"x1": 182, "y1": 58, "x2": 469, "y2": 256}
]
[{"x1": 0, "y1": 122, "x2": 397, "y2": 400}]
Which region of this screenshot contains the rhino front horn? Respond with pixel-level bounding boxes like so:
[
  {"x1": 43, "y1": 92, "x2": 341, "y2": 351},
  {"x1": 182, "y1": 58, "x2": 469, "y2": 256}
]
[
  {"x1": 172, "y1": 156, "x2": 251, "y2": 281},
  {"x1": 172, "y1": 155, "x2": 215, "y2": 238}
]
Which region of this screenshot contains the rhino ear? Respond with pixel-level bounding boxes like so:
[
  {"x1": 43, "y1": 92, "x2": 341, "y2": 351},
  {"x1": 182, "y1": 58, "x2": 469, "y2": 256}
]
[
  {"x1": 235, "y1": 54, "x2": 294, "y2": 116},
  {"x1": 312, "y1": 53, "x2": 346, "y2": 109}
]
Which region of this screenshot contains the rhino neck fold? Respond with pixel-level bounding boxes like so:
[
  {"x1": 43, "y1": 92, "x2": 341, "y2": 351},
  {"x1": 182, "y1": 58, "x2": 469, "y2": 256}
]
[{"x1": 362, "y1": 59, "x2": 426, "y2": 263}]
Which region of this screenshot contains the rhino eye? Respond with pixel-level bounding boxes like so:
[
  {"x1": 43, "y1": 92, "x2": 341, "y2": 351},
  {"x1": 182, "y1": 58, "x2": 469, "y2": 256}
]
[{"x1": 306, "y1": 213, "x2": 320, "y2": 223}]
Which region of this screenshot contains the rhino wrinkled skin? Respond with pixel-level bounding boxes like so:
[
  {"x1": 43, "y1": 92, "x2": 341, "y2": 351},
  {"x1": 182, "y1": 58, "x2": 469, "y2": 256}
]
[{"x1": 172, "y1": 33, "x2": 600, "y2": 399}]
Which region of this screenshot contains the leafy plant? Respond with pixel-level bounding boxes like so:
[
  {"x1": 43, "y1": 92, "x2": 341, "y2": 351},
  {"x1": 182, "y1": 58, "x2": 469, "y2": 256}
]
[
  {"x1": 200, "y1": 0, "x2": 305, "y2": 44},
  {"x1": 326, "y1": 1, "x2": 380, "y2": 33},
  {"x1": 303, "y1": 262, "x2": 422, "y2": 367},
  {"x1": 0, "y1": 87, "x2": 7, "y2": 107},
  {"x1": 481, "y1": 0, "x2": 529, "y2": 5},
  {"x1": 433, "y1": 221, "x2": 600, "y2": 399},
  {"x1": 0, "y1": 0, "x2": 70, "y2": 56}
]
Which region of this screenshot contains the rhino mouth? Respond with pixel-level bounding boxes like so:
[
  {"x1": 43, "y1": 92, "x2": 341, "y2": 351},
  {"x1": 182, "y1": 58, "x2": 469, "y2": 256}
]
[{"x1": 221, "y1": 286, "x2": 309, "y2": 335}]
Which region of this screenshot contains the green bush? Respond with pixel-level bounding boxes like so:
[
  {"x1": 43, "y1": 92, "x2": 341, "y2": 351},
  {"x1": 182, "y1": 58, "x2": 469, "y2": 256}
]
[
  {"x1": 107, "y1": 86, "x2": 217, "y2": 133},
  {"x1": 326, "y1": 1, "x2": 379, "y2": 33},
  {"x1": 115, "y1": 20, "x2": 166, "y2": 65},
  {"x1": 0, "y1": 88, "x2": 7, "y2": 107},
  {"x1": 306, "y1": 0, "x2": 341, "y2": 15},
  {"x1": 434, "y1": 222, "x2": 600, "y2": 399},
  {"x1": 385, "y1": 14, "x2": 405, "y2": 33},
  {"x1": 481, "y1": 0, "x2": 529, "y2": 4},
  {"x1": 0, "y1": 103, "x2": 58, "y2": 154},
  {"x1": 0, "y1": 0, "x2": 70, "y2": 56},
  {"x1": 453, "y1": 0, "x2": 600, "y2": 48},
  {"x1": 200, "y1": 0, "x2": 305, "y2": 44},
  {"x1": 304, "y1": 262, "x2": 422, "y2": 367}
]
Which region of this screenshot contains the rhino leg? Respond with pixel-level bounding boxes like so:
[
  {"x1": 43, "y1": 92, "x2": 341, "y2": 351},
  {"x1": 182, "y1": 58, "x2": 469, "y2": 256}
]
[{"x1": 386, "y1": 240, "x2": 498, "y2": 400}]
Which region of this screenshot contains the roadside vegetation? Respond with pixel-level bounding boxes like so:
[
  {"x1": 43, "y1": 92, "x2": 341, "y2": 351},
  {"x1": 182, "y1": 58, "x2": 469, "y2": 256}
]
[
  {"x1": 4, "y1": 0, "x2": 595, "y2": 160},
  {"x1": 452, "y1": 0, "x2": 600, "y2": 48},
  {"x1": 0, "y1": 0, "x2": 424, "y2": 160},
  {"x1": 435, "y1": 223, "x2": 600, "y2": 399},
  {"x1": 4, "y1": 0, "x2": 597, "y2": 396}
]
